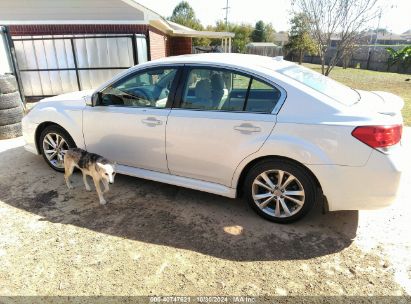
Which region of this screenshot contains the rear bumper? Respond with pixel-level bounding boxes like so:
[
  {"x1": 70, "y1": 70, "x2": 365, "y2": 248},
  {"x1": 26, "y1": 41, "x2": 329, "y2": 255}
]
[
  {"x1": 21, "y1": 116, "x2": 39, "y2": 155},
  {"x1": 308, "y1": 146, "x2": 404, "y2": 211}
]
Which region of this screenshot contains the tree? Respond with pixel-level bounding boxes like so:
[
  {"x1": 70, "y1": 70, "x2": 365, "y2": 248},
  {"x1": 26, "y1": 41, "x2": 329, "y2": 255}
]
[
  {"x1": 212, "y1": 21, "x2": 254, "y2": 53},
  {"x1": 235, "y1": 24, "x2": 254, "y2": 52},
  {"x1": 251, "y1": 20, "x2": 267, "y2": 42},
  {"x1": 386, "y1": 45, "x2": 411, "y2": 72},
  {"x1": 292, "y1": 0, "x2": 380, "y2": 75},
  {"x1": 264, "y1": 23, "x2": 276, "y2": 43},
  {"x1": 285, "y1": 13, "x2": 316, "y2": 64},
  {"x1": 169, "y1": 1, "x2": 201, "y2": 30},
  {"x1": 168, "y1": 1, "x2": 209, "y2": 46}
]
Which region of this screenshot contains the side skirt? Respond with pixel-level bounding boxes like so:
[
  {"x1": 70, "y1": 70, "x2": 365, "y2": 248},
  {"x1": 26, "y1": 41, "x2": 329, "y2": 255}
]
[{"x1": 116, "y1": 164, "x2": 237, "y2": 198}]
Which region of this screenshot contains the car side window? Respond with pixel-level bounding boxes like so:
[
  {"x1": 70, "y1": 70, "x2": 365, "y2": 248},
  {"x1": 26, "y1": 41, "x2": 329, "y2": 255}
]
[
  {"x1": 180, "y1": 68, "x2": 281, "y2": 113},
  {"x1": 246, "y1": 79, "x2": 282, "y2": 113},
  {"x1": 99, "y1": 68, "x2": 178, "y2": 108},
  {"x1": 181, "y1": 68, "x2": 250, "y2": 111}
]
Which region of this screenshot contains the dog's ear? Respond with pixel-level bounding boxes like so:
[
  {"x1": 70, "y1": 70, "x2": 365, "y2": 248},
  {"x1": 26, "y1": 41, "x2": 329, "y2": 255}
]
[{"x1": 96, "y1": 162, "x2": 106, "y2": 171}]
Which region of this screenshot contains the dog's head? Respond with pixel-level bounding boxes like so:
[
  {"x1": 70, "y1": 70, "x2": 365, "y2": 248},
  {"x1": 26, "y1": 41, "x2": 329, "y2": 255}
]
[{"x1": 97, "y1": 162, "x2": 116, "y2": 184}]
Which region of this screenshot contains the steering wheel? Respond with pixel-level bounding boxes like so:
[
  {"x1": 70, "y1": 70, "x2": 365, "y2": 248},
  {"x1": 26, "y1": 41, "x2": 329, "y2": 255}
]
[{"x1": 132, "y1": 89, "x2": 153, "y2": 106}]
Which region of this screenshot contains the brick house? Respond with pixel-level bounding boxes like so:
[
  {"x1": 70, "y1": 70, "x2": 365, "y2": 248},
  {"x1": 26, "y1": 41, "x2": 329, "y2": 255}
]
[{"x1": 0, "y1": 0, "x2": 233, "y2": 100}]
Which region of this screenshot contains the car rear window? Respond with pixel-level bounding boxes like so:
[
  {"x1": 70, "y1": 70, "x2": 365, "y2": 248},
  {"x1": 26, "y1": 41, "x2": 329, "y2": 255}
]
[{"x1": 278, "y1": 65, "x2": 359, "y2": 106}]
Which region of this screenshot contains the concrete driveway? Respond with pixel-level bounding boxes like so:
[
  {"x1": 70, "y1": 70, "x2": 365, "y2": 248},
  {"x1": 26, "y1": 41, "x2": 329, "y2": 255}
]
[{"x1": 0, "y1": 130, "x2": 410, "y2": 296}]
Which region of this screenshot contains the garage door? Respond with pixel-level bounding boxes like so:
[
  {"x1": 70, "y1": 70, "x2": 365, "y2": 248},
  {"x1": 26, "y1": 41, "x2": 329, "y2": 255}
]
[{"x1": 12, "y1": 34, "x2": 148, "y2": 100}]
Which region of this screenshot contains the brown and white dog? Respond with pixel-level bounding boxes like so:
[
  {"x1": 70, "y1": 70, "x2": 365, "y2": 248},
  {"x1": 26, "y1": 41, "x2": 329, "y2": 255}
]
[{"x1": 64, "y1": 148, "x2": 116, "y2": 205}]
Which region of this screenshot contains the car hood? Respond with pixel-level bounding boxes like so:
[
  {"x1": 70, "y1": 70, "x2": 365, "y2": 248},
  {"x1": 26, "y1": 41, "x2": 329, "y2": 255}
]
[
  {"x1": 356, "y1": 90, "x2": 404, "y2": 116},
  {"x1": 39, "y1": 89, "x2": 94, "y2": 106}
]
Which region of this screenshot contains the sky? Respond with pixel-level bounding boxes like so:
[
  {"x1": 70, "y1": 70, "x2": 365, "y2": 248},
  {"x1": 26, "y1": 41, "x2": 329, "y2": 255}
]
[{"x1": 137, "y1": 0, "x2": 411, "y2": 34}]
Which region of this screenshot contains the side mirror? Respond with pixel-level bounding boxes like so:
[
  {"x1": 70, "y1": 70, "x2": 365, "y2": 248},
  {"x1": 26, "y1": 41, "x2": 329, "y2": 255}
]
[
  {"x1": 84, "y1": 92, "x2": 100, "y2": 107},
  {"x1": 84, "y1": 95, "x2": 92, "y2": 106}
]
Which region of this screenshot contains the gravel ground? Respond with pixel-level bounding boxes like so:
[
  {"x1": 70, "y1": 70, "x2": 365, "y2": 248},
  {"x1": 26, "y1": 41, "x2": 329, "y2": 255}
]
[{"x1": 0, "y1": 130, "x2": 410, "y2": 297}]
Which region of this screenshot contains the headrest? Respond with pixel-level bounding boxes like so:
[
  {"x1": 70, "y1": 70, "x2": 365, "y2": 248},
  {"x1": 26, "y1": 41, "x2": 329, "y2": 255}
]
[
  {"x1": 210, "y1": 73, "x2": 224, "y2": 90},
  {"x1": 195, "y1": 79, "x2": 212, "y2": 100}
]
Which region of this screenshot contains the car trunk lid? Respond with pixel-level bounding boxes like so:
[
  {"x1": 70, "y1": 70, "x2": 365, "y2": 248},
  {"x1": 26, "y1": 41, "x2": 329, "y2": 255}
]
[{"x1": 356, "y1": 90, "x2": 404, "y2": 116}]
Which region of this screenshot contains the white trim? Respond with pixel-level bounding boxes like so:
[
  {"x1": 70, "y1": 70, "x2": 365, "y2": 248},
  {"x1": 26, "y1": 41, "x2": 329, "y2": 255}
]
[
  {"x1": 121, "y1": 0, "x2": 162, "y2": 21},
  {"x1": 172, "y1": 30, "x2": 235, "y2": 38},
  {"x1": 149, "y1": 20, "x2": 234, "y2": 39},
  {"x1": 117, "y1": 164, "x2": 237, "y2": 198},
  {"x1": 1, "y1": 20, "x2": 148, "y2": 25}
]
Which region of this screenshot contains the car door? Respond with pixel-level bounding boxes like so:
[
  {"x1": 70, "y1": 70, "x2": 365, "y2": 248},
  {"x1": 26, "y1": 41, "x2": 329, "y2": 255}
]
[
  {"x1": 166, "y1": 66, "x2": 285, "y2": 187},
  {"x1": 82, "y1": 66, "x2": 181, "y2": 173}
]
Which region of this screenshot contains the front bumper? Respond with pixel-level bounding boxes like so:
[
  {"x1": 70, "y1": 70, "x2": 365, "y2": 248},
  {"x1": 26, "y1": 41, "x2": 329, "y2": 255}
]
[
  {"x1": 308, "y1": 146, "x2": 404, "y2": 211},
  {"x1": 21, "y1": 115, "x2": 39, "y2": 155}
]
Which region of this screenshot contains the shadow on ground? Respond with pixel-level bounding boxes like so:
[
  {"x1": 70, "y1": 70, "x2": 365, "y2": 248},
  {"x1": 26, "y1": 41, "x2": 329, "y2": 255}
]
[{"x1": 0, "y1": 145, "x2": 358, "y2": 261}]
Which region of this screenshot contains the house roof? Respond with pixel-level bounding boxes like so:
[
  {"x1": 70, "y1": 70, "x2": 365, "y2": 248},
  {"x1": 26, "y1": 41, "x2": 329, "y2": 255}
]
[
  {"x1": 246, "y1": 42, "x2": 279, "y2": 47},
  {"x1": 363, "y1": 31, "x2": 406, "y2": 41},
  {"x1": 401, "y1": 29, "x2": 411, "y2": 40},
  {"x1": 330, "y1": 31, "x2": 407, "y2": 42},
  {"x1": 275, "y1": 32, "x2": 289, "y2": 42}
]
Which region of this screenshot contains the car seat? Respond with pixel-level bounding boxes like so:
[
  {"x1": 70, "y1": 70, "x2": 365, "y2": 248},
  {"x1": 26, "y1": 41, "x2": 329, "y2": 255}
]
[
  {"x1": 193, "y1": 79, "x2": 212, "y2": 109},
  {"x1": 210, "y1": 73, "x2": 224, "y2": 108}
]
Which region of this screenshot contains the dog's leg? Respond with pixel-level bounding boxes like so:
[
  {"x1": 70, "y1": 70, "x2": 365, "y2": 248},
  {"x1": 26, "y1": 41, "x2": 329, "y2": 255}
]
[
  {"x1": 64, "y1": 160, "x2": 74, "y2": 189},
  {"x1": 83, "y1": 173, "x2": 91, "y2": 191},
  {"x1": 102, "y1": 179, "x2": 109, "y2": 193},
  {"x1": 93, "y1": 177, "x2": 106, "y2": 205}
]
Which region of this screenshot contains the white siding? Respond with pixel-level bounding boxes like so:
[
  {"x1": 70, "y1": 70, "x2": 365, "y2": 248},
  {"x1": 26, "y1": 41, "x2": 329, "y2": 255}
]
[{"x1": 0, "y1": 0, "x2": 145, "y2": 22}]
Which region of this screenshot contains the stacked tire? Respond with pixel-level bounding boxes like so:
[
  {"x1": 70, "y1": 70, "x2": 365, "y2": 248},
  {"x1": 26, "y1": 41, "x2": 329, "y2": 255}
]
[{"x1": 0, "y1": 75, "x2": 24, "y2": 139}]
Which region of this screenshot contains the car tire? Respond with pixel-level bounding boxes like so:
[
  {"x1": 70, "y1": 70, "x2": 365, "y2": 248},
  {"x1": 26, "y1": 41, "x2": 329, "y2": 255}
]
[
  {"x1": 0, "y1": 105, "x2": 24, "y2": 126},
  {"x1": 39, "y1": 125, "x2": 76, "y2": 172},
  {"x1": 244, "y1": 159, "x2": 317, "y2": 224},
  {"x1": 0, "y1": 122, "x2": 22, "y2": 140},
  {"x1": 0, "y1": 75, "x2": 18, "y2": 94},
  {"x1": 0, "y1": 92, "x2": 22, "y2": 110}
]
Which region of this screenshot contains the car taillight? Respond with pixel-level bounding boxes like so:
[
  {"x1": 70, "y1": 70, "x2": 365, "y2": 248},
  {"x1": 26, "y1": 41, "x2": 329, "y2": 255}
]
[{"x1": 352, "y1": 125, "x2": 402, "y2": 149}]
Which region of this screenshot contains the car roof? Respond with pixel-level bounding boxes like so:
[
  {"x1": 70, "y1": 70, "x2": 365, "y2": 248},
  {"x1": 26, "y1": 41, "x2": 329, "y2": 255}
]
[{"x1": 142, "y1": 53, "x2": 294, "y2": 72}]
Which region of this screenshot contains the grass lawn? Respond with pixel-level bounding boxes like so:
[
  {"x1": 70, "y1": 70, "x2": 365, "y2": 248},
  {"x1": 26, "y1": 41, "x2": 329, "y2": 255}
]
[{"x1": 303, "y1": 63, "x2": 411, "y2": 126}]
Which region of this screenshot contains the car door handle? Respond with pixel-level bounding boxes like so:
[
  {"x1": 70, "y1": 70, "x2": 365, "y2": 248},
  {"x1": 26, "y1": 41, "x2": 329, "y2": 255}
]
[
  {"x1": 234, "y1": 124, "x2": 261, "y2": 133},
  {"x1": 142, "y1": 117, "x2": 162, "y2": 126}
]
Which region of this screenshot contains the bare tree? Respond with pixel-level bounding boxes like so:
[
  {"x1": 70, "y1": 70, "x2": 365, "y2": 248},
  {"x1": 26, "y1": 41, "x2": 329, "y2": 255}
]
[{"x1": 292, "y1": 0, "x2": 380, "y2": 75}]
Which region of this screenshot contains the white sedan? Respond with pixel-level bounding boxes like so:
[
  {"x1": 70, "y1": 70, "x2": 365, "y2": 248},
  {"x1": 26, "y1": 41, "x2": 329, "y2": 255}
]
[{"x1": 22, "y1": 53, "x2": 404, "y2": 223}]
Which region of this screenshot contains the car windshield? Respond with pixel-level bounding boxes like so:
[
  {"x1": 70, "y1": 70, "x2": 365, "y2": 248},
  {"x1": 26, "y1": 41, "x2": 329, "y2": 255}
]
[{"x1": 278, "y1": 65, "x2": 359, "y2": 106}]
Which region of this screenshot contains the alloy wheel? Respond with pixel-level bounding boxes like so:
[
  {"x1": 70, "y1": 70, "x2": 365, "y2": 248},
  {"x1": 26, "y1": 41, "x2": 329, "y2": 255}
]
[
  {"x1": 251, "y1": 169, "x2": 305, "y2": 218},
  {"x1": 42, "y1": 132, "x2": 68, "y2": 169}
]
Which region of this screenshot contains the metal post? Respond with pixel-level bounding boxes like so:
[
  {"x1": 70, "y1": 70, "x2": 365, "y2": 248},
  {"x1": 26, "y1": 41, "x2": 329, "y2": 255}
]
[
  {"x1": 223, "y1": 0, "x2": 230, "y2": 30},
  {"x1": 2, "y1": 26, "x2": 26, "y2": 106},
  {"x1": 146, "y1": 31, "x2": 151, "y2": 61},
  {"x1": 70, "y1": 38, "x2": 81, "y2": 91},
  {"x1": 131, "y1": 33, "x2": 138, "y2": 65}
]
